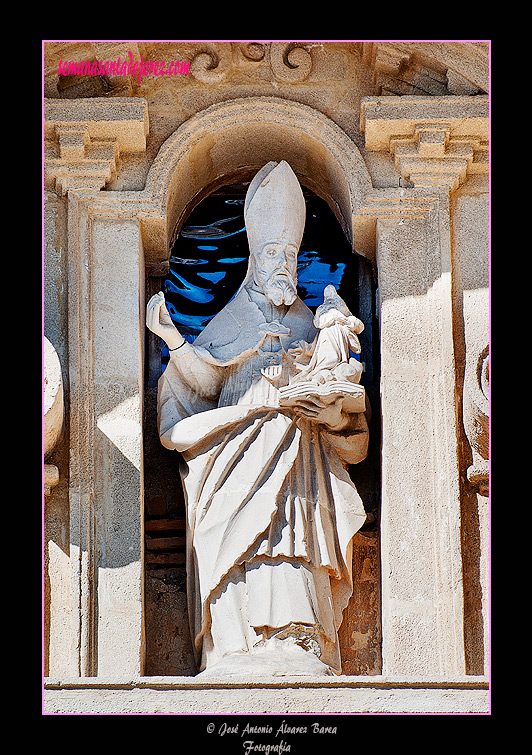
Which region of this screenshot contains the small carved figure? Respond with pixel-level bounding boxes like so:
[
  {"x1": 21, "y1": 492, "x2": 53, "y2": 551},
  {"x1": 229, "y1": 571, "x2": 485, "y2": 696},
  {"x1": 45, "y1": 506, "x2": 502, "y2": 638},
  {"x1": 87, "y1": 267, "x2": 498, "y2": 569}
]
[
  {"x1": 293, "y1": 283, "x2": 364, "y2": 383},
  {"x1": 146, "y1": 161, "x2": 369, "y2": 676}
]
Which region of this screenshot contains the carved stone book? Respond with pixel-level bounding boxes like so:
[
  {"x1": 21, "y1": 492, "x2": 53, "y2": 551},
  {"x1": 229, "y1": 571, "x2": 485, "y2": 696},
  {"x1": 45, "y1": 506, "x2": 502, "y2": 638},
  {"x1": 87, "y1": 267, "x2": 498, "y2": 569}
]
[{"x1": 279, "y1": 380, "x2": 366, "y2": 414}]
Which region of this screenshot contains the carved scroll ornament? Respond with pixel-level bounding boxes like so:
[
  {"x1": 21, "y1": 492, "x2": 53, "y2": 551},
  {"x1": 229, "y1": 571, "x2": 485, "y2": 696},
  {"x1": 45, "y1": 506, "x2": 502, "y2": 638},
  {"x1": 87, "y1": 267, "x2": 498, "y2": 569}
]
[{"x1": 189, "y1": 42, "x2": 314, "y2": 84}]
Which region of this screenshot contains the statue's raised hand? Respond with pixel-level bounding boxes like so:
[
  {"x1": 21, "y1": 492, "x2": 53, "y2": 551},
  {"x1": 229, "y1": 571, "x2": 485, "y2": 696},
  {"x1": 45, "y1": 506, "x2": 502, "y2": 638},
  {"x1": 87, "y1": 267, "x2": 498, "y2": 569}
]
[{"x1": 146, "y1": 292, "x2": 185, "y2": 351}]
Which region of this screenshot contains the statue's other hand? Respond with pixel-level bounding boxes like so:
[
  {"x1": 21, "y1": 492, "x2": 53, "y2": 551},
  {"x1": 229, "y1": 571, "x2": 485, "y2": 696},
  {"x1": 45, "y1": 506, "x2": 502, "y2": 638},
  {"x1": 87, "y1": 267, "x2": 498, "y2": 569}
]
[
  {"x1": 289, "y1": 394, "x2": 349, "y2": 433},
  {"x1": 146, "y1": 292, "x2": 185, "y2": 351}
]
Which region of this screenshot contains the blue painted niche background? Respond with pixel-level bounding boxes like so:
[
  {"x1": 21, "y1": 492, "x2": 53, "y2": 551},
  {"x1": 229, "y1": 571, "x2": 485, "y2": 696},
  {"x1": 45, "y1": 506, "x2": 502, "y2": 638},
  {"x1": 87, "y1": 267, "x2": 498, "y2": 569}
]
[{"x1": 161, "y1": 186, "x2": 361, "y2": 370}]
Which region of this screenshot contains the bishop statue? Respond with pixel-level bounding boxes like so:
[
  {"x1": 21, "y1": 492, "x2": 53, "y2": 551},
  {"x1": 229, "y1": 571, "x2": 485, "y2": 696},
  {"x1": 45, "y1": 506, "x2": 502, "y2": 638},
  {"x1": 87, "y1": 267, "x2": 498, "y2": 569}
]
[{"x1": 146, "y1": 161, "x2": 369, "y2": 676}]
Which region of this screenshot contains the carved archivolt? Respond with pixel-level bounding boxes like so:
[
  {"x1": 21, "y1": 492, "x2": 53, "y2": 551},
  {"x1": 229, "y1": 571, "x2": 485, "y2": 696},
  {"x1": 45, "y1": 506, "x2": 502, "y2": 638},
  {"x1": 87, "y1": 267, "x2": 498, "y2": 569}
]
[{"x1": 138, "y1": 95, "x2": 373, "y2": 265}]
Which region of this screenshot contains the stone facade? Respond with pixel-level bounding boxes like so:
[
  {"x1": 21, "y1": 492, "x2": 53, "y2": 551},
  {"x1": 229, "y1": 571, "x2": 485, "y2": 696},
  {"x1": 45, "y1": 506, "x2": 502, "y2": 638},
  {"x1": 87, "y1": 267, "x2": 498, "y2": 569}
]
[{"x1": 43, "y1": 40, "x2": 490, "y2": 714}]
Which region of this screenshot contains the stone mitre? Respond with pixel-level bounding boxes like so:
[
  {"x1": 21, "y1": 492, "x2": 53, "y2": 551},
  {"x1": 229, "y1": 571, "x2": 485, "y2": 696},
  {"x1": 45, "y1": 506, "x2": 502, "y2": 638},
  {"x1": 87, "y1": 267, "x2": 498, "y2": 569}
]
[{"x1": 244, "y1": 160, "x2": 306, "y2": 252}]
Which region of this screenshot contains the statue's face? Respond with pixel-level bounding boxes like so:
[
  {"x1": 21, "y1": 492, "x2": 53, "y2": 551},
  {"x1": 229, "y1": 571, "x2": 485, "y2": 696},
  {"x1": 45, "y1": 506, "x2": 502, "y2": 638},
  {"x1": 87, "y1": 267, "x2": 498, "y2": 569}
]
[{"x1": 251, "y1": 240, "x2": 299, "y2": 306}]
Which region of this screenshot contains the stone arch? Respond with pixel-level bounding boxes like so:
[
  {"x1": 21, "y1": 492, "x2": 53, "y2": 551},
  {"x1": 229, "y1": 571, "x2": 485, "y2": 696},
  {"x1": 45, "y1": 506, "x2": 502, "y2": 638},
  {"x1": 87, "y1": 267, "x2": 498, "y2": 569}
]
[
  {"x1": 140, "y1": 98, "x2": 381, "y2": 676},
  {"x1": 140, "y1": 96, "x2": 373, "y2": 266}
]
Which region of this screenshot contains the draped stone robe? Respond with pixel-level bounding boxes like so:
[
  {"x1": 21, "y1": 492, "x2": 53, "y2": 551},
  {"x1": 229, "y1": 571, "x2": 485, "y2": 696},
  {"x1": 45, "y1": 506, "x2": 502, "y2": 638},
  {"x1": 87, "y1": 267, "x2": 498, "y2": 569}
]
[{"x1": 157, "y1": 285, "x2": 368, "y2": 672}]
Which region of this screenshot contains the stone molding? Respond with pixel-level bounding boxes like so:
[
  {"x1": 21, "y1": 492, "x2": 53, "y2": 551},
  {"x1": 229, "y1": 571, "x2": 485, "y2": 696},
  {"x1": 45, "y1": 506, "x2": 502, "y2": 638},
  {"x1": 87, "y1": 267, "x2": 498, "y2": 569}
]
[
  {"x1": 189, "y1": 43, "x2": 232, "y2": 84},
  {"x1": 44, "y1": 464, "x2": 60, "y2": 497},
  {"x1": 44, "y1": 98, "x2": 149, "y2": 194},
  {"x1": 43, "y1": 675, "x2": 489, "y2": 714},
  {"x1": 361, "y1": 95, "x2": 489, "y2": 191}
]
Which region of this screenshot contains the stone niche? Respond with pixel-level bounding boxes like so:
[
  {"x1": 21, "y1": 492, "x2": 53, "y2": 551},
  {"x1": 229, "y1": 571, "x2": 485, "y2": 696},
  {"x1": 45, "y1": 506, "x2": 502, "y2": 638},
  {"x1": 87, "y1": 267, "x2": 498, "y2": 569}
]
[
  {"x1": 43, "y1": 80, "x2": 489, "y2": 713},
  {"x1": 139, "y1": 97, "x2": 385, "y2": 678}
]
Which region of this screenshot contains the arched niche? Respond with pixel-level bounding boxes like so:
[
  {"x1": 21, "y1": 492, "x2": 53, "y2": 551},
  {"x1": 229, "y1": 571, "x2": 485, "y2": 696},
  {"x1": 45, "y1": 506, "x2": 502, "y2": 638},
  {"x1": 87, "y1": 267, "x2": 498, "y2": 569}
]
[
  {"x1": 141, "y1": 98, "x2": 381, "y2": 676},
  {"x1": 139, "y1": 96, "x2": 374, "y2": 266}
]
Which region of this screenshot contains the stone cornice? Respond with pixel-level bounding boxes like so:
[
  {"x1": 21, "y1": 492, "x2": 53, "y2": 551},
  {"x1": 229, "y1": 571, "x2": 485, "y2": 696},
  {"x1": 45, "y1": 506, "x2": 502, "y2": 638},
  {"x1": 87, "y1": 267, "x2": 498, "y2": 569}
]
[
  {"x1": 43, "y1": 675, "x2": 489, "y2": 714},
  {"x1": 43, "y1": 98, "x2": 149, "y2": 195},
  {"x1": 361, "y1": 42, "x2": 489, "y2": 95},
  {"x1": 44, "y1": 674, "x2": 489, "y2": 690},
  {"x1": 361, "y1": 95, "x2": 489, "y2": 191}
]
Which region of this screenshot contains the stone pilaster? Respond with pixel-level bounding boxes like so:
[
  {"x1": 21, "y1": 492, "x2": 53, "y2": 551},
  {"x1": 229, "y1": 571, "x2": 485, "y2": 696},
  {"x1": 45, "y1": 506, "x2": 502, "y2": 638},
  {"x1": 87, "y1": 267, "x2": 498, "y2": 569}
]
[{"x1": 44, "y1": 98, "x2": 150, "y2": 677}]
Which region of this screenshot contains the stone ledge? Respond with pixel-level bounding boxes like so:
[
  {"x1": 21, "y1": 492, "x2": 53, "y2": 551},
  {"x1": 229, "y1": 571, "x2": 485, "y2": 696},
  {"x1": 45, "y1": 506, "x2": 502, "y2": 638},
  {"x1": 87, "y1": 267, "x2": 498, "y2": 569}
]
[
  {"x1": 43, "y1": 97, "x2": 149, "y2": 152},
  {"x1": 360, "y1": 95, "x2": 489, "y2": 151},
  {"x1": 44, "y1": 674, "x2": 489, "y2": 689},
  {"x1": 44, "y1": 676, "x2": 489, "y2": 714}
]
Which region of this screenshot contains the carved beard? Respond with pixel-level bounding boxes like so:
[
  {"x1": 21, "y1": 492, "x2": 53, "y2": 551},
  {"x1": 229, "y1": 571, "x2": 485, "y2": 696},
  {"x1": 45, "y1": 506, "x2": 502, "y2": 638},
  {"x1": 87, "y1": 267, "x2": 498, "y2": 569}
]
[
  {"x1": 250, "y1": 253, "x2": 298, "y2": 306},
  {"x1": 260, "y1": 270, "x2": 298, "y2": 307}
]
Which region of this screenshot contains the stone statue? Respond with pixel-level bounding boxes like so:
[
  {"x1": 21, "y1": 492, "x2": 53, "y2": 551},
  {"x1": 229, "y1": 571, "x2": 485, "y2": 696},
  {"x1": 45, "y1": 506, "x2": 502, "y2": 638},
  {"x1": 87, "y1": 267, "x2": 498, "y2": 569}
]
[{"x1": 146, "y1": 161, "x2": 369, "y2": 677}]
